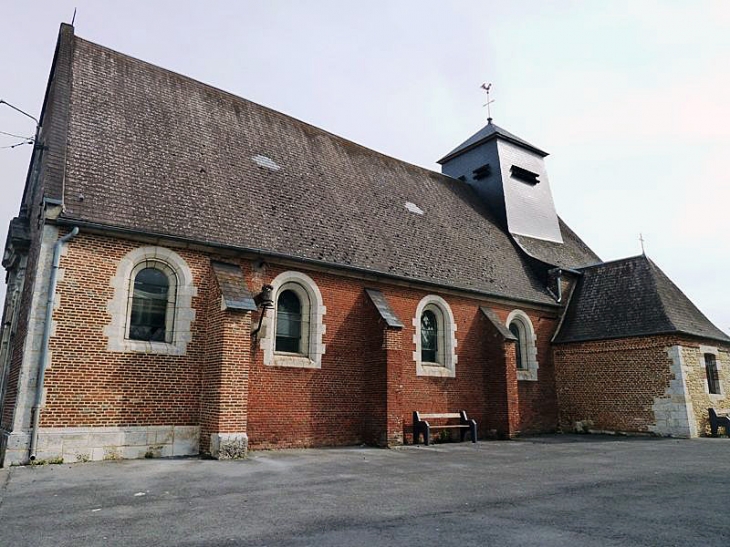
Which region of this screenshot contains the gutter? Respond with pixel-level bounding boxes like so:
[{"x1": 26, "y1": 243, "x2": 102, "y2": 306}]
[
  {"x1": 29, "y1": 226, "x2": 79, "y2": 461},
  {"x1": 54, "y1": 218, "x2": 562, "y2": 311}
]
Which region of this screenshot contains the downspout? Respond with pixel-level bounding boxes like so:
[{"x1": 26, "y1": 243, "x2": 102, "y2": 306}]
[
  {"x1": 547, "y1": 268, "x2": 563, "y2": 303},
  {"x1": 547, "y1": 267, "x2": 583, "y2": 303},
  {"x1": 29, "y1": 226, "x2": 79, "y2": 461}
]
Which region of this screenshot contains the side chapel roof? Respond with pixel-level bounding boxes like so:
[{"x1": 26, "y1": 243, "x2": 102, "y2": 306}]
[{"x1": 554, "y1": 255, "x2": 730, "y2": 344}]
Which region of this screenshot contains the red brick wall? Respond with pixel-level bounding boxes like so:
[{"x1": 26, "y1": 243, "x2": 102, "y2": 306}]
[
  {"x1": 246, "y1": 262, "x2": 559, "y2": 448},
  {"x1": 42, "y1": 233, "x2": 210, "y2": 427},
  {"x1": 20, "y1": 231, "x2": 560, "y2": 449},
  {"x1": 199, "y1": 265, "x2": 252, "y2": 454},
  {"x1": 518, "y1": 313, "x2": 560, "y2": 433},
  {"x1": 553, "y1": 335, "x2": 679, "y2": 433}
]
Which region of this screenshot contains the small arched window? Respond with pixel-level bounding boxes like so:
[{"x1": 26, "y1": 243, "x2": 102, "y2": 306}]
[
  {"x1": 413, "y1": 295, "x2": 457, "y2": 377},
  {"x1": 509, "y1": 321, "x2": 526, "y2": 370},
  {"x1": 263, "y1": 271, "x2": 325, "y2": 369},
  {"x1": 276, "y1": 289, "x2": 303, "y2": 353},
  {"x1": 129, "y1": 266, "x2": 173, "y2": 342},
  {"x1": 506, "y1": 310, "x2": 539, "y2": 381},
  {"x1": 421, "y1": 309, "x2": 439, "y2": 363}
]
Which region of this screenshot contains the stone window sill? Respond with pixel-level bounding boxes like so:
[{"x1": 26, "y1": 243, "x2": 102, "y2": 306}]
[
  {"x1": 416, "y1": 362, "x2": 455, "y2": 378},
  {"x1": 271, "y1": 352, "x2": 321, "y2": 369},
  {"x1": 517, "y1": 369, "x2": 538, "y2": 381},
  {"x1": 110, "y1": 338, "x2": 185, "y2": 356}
]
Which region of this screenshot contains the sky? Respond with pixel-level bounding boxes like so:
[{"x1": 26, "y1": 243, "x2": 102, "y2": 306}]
[{"x1": 1, "y1": 1, "x2": 728, "y2": 334}]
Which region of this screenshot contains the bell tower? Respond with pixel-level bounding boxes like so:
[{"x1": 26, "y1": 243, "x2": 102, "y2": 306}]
[{"x1": 438, "y1": 119, "x2": 563, "y2": 244}]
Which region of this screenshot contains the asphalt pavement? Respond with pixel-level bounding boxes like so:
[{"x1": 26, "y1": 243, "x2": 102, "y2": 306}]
[{"x1": 1, "y1": 434, "x2": 729, "y2": 546}]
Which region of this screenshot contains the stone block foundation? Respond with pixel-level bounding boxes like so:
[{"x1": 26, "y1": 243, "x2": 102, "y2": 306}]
[{"x1": 1, "y1": 425, "x2": 199, "y2": 465}]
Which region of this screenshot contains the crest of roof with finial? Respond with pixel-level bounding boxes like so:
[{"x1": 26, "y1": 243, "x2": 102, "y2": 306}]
[{"x1": 438, "y1": 120, "x2": 549, "y2": 165}]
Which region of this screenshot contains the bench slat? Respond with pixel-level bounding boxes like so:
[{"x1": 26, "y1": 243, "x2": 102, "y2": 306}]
[
  {"x1": 418, "y1": 413, "x2": 461, "y2": 419},
  {"x1": 428, "y1": 425, "x2": 470, "y2": 429}
]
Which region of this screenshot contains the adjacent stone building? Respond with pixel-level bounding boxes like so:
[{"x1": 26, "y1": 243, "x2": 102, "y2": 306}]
[{"x1": 1, "y1": 24, "x2": 728, "y2": 466}]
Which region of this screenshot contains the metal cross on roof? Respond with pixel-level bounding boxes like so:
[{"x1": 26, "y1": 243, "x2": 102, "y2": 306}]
[
  {"x1": 480, "y1": 83, "x2": 494, "y2": 123},
  {"x1": 639, "y1": 233, "x2": 646, "y2": 255}
]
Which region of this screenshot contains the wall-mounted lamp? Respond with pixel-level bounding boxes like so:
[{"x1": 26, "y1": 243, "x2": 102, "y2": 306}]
[{"x1": 251, "y1": 284, "x2": 274, "y2": 339}]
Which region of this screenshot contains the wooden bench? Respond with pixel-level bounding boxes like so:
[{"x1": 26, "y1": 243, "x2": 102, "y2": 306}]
[
  {"x1": 413, "y1": 411, "x2": 477, "y2": 446},
  {"x1": 708, "y1": 408, "x2": 730, "y2": 437}
]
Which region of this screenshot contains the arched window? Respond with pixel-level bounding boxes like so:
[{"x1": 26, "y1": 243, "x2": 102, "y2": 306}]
[
  {"x1": 129, "y1": 267, "x2": 172, "y2": 342},
  {"x1": 506, "y1": 310, "x2": 539, "y2": 381},
  {"x1": 421, "y1": 309, "x2": 438, "y2": 363},
  {"x1": 276, "y1": 289, "x2": 304, "y2": 353},
  {"x1": 509, "y1": 321, "x2": 526, "y2": 370},
  {"x1": 106, "y1": 246, "x2": 196, "y2": 355},
  {"x1": 261, "y1": 271, "x2": 325, "y2": 369},
  {"x1": 126, "y1": 263, "x2": 177, "y2": 343},
  {"x1": 413, "y1": 295, "x2": 457, "y2": 377}
]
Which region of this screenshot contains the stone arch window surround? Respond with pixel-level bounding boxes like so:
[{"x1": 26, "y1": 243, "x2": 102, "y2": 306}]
[
  {"x1": 506, "y1": 309, "x2": 539, "y2": 381},
  {"x1": 261, "y1": 271, "x2": 326, "y2": 369},
  {"x1": 106, "y1": 246, "x2": 197, "y2": 356},
  {"x1": 413, "y1": 295, "x2": 457, "y2": 378}
]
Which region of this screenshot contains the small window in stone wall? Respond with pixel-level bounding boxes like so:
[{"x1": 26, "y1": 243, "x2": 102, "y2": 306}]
[{"x1": 705, "y1": 353, "x2": 721, "y2": 395}]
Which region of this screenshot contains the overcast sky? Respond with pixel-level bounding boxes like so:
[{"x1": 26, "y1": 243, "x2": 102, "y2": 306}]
[{"x1": 1, "y1": 1, "x2": 728, "y2": 334}]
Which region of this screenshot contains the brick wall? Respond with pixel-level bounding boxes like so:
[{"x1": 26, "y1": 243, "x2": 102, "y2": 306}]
[
  {"x1": 554, "y1": 335, "x2": 683, "y2": 433},
  {"x1": 9, "y1": 230, "x2": 560, "y2": 456},
  {"x1": 42, "y1": 233, "x2": 210, "y2": 428}
]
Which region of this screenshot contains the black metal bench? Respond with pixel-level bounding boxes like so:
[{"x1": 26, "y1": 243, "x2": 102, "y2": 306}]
[
  {"x1": 708, "y1": 408, "x2": 730, "y2": 437},
  {"x1": 413, "y1": 411, "x2": 477, "y2": 446}
]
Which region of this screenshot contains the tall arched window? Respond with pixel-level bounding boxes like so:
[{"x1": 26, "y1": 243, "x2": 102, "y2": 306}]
[
  {"x1": 413, "y1": 295, "x2": 457, "y2": 377},
  {"x1": 509, "y1": 321, "x2": 526, "y2": 370},
  {"x1": 262, "y1": 271, "x2": 325, "y2": 369},
  {"x1": 129, "y1": 266, "x2": 174, "y2": 342},
  {"x1": 276, "y1": 289, "x2": 303, "y2": 353},
  {"x1": 421, "y1": 309, "x2": 439, "y2": 363},
  {"x1": 506, "y1": 310, "x2": 539, "y2": 381}
]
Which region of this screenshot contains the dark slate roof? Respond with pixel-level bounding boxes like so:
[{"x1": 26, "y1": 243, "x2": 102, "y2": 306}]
[
  {"x1": 480, "y1": 307, "x2": 517, "y2": 340},
  {"x1": 211, "y1": 262, "x2": 257, "y2": 311},
  {"x1": 554, "y1": 255, "x2": 730, "y2": 344},
  {"x1": 513, "y1": 219, "x2": 601, "y2": 269},
  {"x1": 438, "y1": 120, "x2": 549, "y2": 164},
  {"x1": 50, "y1": 30, "x2": 599, "y2": 307},
  {"x1": 365, "y1": 289, "x2": 404, "y2": 329}
]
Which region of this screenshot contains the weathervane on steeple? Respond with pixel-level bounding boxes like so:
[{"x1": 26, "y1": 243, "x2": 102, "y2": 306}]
[{"x1": 481, "y1": 83, "x2": 494, "y2": 123}]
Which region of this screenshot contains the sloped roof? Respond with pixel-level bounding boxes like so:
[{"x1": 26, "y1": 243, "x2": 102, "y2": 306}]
[
  {"x1": 44, "y1": 28, "x2": 600, "y2": 307},
  {"x1": 513, "y1": 219, "x2": 601, "y2": 270},
  {"x1": 554, "y1": 255, "x2": 730, "y2": 344},
  {"x1": 438, "y1": 120, "x2": 549, "y2": 164}
]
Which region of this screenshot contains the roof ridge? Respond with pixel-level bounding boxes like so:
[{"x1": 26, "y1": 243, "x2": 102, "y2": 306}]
[
  {"x1": 643, "y1": 258, "x2": 677, "y2": 333},
  {"x1": 579, "y1": 254, "x2": 644, "y2": 270},
  {"x1": 72, "y1": 34, "x2": 456, "y2": 187}
]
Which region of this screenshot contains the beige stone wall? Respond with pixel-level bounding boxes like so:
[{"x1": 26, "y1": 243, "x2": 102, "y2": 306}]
[{"x1": 681, "y1": 344, "x2": 730, "y2": 436}]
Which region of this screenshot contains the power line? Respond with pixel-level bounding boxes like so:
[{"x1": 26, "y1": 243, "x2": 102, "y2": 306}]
[
  {"x1": 0, "y1": 139, "x2": 33, "y2": 150},
  {"x1": 0, "y1": 129, "x2": 33, "y2": 140}
]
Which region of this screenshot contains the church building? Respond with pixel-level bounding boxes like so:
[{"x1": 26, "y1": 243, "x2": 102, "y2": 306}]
[{"x1": 1, "y1": 24, "x2": 728, "y2": 465}]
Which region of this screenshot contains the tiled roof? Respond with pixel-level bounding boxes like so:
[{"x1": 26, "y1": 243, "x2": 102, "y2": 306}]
[
  {"x1": 513, "y1": 219, "x2": 601, "y2": 269},
  {"x1": 48, "y1": 29, "x2": 599, "y2": 306},
  {"x1": 554, "y1": 255, "x2": 730, "y2": 344}
]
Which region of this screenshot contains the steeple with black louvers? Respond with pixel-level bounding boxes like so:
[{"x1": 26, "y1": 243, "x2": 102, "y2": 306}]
[{"x1": 438, "y1": 120, "x2": 563, "y2": 244}]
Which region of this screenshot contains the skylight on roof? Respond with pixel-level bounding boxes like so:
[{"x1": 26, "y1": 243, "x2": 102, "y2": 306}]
[
  {"x1": 252, "y1": 155, "x2": 281, "y2": 171},
  {"x1": 405, "y1": 202, "x2": 424, "y2": 215}
]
